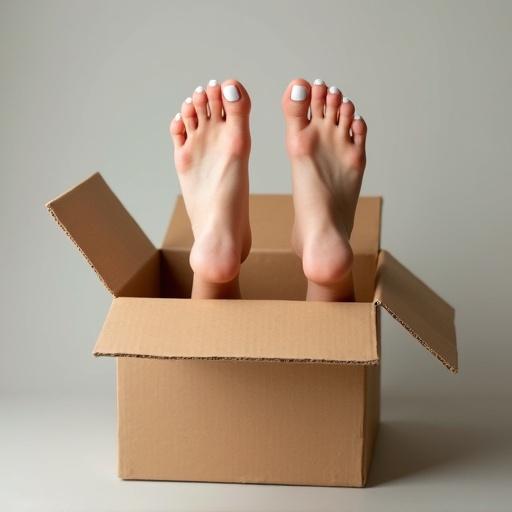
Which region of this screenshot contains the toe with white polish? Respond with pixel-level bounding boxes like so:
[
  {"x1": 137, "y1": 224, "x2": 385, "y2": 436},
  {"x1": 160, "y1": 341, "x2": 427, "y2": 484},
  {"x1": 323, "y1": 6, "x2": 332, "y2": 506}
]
[
  {"x1": 175, "y1": 113, "x2": 182, "y2": 121},
  {"x1": 185, "y1": 97, "x2": 193, "y2": 104},
  {"x1": 354, "y1": 113, "x2": 361, "y2": 120},
  {"x1": 313, "y1": 79, "x2": 325, "y2": 86},
  {"x1": 208, "y1": 79, "x2": 218, "y2": 87},
  {"x1": 329, "y1": 86, "x2": 339, "y2": 95},
  {"x1": 342, "y1": 96, "x2": 350, "y2": 104},
  {"x1": 291, "y1": 84, "x2": 307, "y2": 101},
  {"x1": 223, "y1": 84, "x2": 240, "y2": 102},
  {"x1": 194, "y1": 86, "x2": 205, "y2": 94}
]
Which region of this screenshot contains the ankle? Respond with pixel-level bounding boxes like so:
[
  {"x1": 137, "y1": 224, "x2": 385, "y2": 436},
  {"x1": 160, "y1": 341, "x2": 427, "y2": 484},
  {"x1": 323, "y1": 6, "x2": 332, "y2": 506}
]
[
  {"x1": 191, "y1": 275, "x2": 241, "y2": 300},
  {"x1": 306, "y1": 275, "x2": 355, "y2": 302}
]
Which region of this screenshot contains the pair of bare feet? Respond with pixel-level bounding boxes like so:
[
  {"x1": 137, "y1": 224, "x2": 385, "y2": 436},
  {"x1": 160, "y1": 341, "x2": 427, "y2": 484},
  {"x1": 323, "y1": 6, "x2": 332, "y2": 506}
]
[{"x1": 170, "y1": 78, "x2": 367, "y2": 302}]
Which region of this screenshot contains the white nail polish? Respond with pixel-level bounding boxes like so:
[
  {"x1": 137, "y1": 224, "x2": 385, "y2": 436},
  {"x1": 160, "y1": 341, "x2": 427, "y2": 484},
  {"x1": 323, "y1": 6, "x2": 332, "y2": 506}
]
[
  {"x1": 291, "y1": 84, "x2": 307, "y2": 101},
  {"x1": 208, "y1": 79, "x2": 218, "y2": 87},
  {"x1": 174, "y1": 113, "x2": 182, "y2": 121},
  {"x1": 329, "y1": 86, "x2": 339, "y2": 95},
  {"x1": 313, "y1": 79, "x2": 325, "y2": 86},
  {"x1": 185, "y1": 97, "x2": 192, "y2": 104},
  {"x1": 222, "y1": 84, "x2": 240, "y2": 102},
  {"x1": 354, "y1": 113, "x2": 362, "y2": 120},
  {"x1": 194, "y1": 86, "x2": 204, "y2": 94},
  {"x1": 342, "y1": 96, "x2": 350, "y2": 103}
]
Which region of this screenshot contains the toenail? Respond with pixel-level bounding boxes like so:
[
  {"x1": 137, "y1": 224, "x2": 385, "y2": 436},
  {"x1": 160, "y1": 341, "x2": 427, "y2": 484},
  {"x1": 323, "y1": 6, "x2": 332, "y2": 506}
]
[
  {"x1": 222, "y1": 84, "x2": 240, "y2": 102},
  {"x1": 194, "y1": 86, "x2": 205, "y2": 94},
  {"x1": 329, "y1": 86, "x2": 339, "y2": 95},
  {"x1": 174, "y1": 113, "x2": 182, "y2": 121},
  {"x1": 342, "y1": 96, "x2": 350, "y2": 103},
  {"x1": 185, "y1": 97, "x2": 193, "y2": 104},
  {"x1": 313, "y1": 79, "x2": 325, "y2": 86},
  {"x1": 291, "y1": 84, "x2": 307, "y2": 101},
  {"x1": 208, "y1": 79, "x2": 218, "y2": 87},
  {"x1": 354, "y1": 113, "x2": 362, "y2": 120}
]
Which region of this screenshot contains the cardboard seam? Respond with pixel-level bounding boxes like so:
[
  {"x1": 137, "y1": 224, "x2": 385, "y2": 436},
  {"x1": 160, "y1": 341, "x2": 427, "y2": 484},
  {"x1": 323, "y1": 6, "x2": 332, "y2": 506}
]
[
  {"x1": 376, "y1": 199, "x2": 383, "y2": 251},
  {"x1": 117, "y1": 251, "x2": 161, "y2": 298},
  {"x1": 93, "y1": 352, "x2": 380, "y2": 365},
  {"x1": 374, "y1": 301, "x2": 457, "y2": 373},
  {"x1": 360, "y1": 367, "x2": 368, "y2": 487},
  {"x1": 116, "y1": 358, "x2": 123, "y2": 478}
]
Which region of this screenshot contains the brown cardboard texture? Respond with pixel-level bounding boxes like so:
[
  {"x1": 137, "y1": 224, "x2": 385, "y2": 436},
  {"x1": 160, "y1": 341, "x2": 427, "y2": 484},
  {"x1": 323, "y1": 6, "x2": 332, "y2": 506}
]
[{"x1": 47, "y1": 172, "x2": 457, "y2": 488}]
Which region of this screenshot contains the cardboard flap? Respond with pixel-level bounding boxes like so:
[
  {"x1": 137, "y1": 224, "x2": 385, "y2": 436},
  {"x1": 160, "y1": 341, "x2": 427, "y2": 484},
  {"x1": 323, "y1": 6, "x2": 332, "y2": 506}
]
[
  {"x1": 46, "y1": 173, "x2": 156, "y2": 296},
  {"x1": 94, "y1": 298, "x2": 379, "y2": 364},
  {"x1": 374, "y1": 251, "x2": 458, "y2": 372}
]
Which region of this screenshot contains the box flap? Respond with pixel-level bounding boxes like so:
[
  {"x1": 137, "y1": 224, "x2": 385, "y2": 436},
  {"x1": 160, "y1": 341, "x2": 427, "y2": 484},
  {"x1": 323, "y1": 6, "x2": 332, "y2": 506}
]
[
  {"x1": 94, "y1": 298, "x2": 379, "y2": 365},
  {"x1": 163, "y1": 195, "x2": 382, "y2": 255},
  {"x1": 46, "y1": 173, "x2": 156, "y2": 296},
  {"x1": 374, "y1": 251, "x2": 458, "y2": 373}
]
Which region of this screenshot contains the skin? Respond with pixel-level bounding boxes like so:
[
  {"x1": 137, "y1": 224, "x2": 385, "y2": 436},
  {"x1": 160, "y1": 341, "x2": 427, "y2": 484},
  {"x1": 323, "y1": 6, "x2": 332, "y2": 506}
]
[
  {"x1": 170, "y1": 79, "x2": 251, "y2": 299},
  {"x1": 170, "y1": 78, "x2": 367, "y2": 302},
  {"x1": 282, "y1": 78, "x2": 367, "y2": 301}
]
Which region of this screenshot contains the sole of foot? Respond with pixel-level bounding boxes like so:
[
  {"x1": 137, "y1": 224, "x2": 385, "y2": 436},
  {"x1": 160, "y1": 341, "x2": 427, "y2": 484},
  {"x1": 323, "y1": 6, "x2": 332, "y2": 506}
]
[
  {"x1": 282, "y1": 78, "x2": 367, "y2": 291},
  {"x1": 170, "y1": 79, "x2": 252, "y2": 288}
]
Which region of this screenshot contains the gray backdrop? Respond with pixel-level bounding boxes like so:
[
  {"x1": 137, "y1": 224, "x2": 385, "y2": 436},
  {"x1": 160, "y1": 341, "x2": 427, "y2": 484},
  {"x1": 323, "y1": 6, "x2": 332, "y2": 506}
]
[{"x1": 1, "y1": 1, "x2": 511, "y2": 511}]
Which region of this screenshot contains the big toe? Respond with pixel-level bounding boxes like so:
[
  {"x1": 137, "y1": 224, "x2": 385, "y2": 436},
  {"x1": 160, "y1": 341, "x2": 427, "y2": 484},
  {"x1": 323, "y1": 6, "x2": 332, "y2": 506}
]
[
  {"x1": 221, "y1": 79, "x2": 251, "y2": 121},
  {"x1": 281, "y1": 78, "x2": 311, "y2": 131}
]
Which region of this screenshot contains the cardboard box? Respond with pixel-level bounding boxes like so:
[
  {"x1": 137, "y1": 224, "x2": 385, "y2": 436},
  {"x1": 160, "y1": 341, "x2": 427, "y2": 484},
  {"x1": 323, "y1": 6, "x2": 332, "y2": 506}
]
[{"x1": 47, "y1": 173, "x2": 457, "y2": 487}]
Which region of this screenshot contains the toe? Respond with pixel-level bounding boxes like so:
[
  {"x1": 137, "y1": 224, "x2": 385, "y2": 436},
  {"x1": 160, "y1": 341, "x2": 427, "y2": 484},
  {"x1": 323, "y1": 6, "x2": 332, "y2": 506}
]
[
  {"x1": 281, "y1": 78, "x2": 311, "y2": 131},
  {"x1": 352, "y1": 114, "x2": 367, "y2": 148},
  {"x1": 170, "y1": 113, "x2": 186, "y2": 147},
  {"x1": 311, "y1": 79, "x2": 327, "y2": 119},
  {"x1": 325, "y1": 86, "x2": 341, "y2": 123},
  {"x1": 193, "y1": 86, "x2": 208, "y2": 123},
  {"x1": 338, "y1": 96, "x2": 356, "y2": 138},
  {"x1": 207, "y1": 79, "x2": 223, "y2": 120},
  {"x1": 181, "y1": 96, "x2": 198, "y2": 132},
  {"x1": 221, "y1": 79, "x2": 251, "y2": 121}
]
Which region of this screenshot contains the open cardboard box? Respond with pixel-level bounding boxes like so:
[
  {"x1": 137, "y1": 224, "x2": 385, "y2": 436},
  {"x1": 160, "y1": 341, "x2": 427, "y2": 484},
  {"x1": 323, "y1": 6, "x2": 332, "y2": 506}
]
[{"x1": 47, "y1": 173, "x2": 457, "y2": 487}]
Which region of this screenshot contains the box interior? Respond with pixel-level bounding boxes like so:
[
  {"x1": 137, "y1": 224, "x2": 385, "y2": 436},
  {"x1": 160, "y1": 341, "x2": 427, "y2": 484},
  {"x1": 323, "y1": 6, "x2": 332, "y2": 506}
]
[{"x1": 158, "y1": 194, "x2": 382, "y2": 301}]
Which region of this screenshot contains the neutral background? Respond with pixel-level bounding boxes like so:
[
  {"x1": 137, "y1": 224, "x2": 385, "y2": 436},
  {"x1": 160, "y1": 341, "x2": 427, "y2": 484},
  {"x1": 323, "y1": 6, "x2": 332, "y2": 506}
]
[{"x1": 1, "y1": 1, "x2": 511, "y2": 510}]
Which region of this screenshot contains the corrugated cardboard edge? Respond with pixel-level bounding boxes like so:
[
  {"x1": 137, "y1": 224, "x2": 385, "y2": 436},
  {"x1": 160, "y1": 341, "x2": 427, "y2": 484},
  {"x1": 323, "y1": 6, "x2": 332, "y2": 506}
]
[
  {"x1": 93, "y1": 298, "x2": 379, "y2": 365},
  {"x1": 45, "y1": 172, "x2": 157, "y2": 297},
  {"x1": 374, "y1": 250, "x2": 458, "y2": 373},
  {"x1": 46, "y1": 198, "x2": 116, "y2": 295},
  {"x1": 95, "y1": 352, "x2": 380, "y2": 365},
  {"x1": 374, "y1": 299, "x2": 457, "y2": 373}
]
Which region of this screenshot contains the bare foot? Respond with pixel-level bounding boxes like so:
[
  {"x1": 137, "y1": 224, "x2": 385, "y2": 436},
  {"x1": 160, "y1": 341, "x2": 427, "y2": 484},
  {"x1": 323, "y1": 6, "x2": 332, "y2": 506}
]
[
  {"x1": 282, "y1": 78, "x2": 368, "y2": 301},
  {"x1": 170, "y1": 79, "x2": 252, "y2": 299}
]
